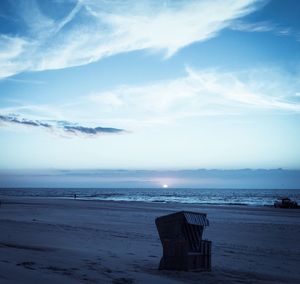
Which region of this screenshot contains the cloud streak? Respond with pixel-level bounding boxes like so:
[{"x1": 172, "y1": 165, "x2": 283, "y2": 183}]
[
  {"x1": 2, "y1": 66, "x2": 299, "y2": 131},
  {"x1": 231, "y1": 20, "x2": 299, "y2": 39},
  {"x1": 88, "y1": 67, "x2": 300, "y2": 122},
  {"x1": 0, "y1": 0, "x2": 261, "y2": 78},
  {"x1": 0, "y1": 114, "x2": 51, "y2": 128},
  {"x1": 61, "y1": 124, "x2": 125, "y2": 135},
  {"x1": 0, "y1": 114, "x2": 126, "y2": 137}
]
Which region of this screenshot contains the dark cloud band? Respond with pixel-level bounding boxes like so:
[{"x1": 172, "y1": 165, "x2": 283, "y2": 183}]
[
  {"x1": 63, "y1": 125, "x2": 124, "y2": 135},
  {"x1": 0, "y1": 114, "x2": 51, "y2": 128},
  {"x1": 0, "y1": 114, "x2": 126, "y2": 137}
]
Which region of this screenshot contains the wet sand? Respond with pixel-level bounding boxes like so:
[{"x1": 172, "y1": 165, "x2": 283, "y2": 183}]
[{"x1": 0, "y1": 197, "x2": 299, "y2": 283}]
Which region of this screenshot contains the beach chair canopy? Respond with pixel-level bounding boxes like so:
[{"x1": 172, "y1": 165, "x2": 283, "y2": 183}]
[
  {"x1": 182, "y1": 211, "x2": 209, "y2": 226},
  {"x1": 155, "y1": 211, "x2": 209, "y2": 245}
]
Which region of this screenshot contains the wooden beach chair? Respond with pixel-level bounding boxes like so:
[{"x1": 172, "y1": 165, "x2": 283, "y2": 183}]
[{"x1": 155, "y1": 211, "x2": 211, "y2": 271}]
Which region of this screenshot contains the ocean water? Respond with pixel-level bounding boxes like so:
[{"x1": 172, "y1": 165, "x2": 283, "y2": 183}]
[{"x1": 0, "y1": 187, "x2": 300, "y2": 206}]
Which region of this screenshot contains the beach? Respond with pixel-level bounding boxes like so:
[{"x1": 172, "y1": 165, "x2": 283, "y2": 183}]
[{"x1": 0, "y1": 197, "x2": 299, "y2": 284}]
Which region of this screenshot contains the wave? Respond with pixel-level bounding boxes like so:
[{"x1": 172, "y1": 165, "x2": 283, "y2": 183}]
[{"x1": 0, "y1": 187, "x2": 299, "y2": 206}]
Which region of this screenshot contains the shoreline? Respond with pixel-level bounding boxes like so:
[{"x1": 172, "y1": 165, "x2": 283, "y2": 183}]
[
  {"x1": 1, "y1": 187, "x2": 299, "y2": 208},
  {"x1": 0, "y1": 194, "x2": 294, "y2": 208}
]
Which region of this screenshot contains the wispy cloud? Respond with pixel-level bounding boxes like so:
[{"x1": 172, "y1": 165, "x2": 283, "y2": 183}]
[
  {"x1": 88, "y1": 67, "x2": 300, "y2": 122},
  {"x1": 2, "y1": 66, "x2": 299, "y2": 131},
  {"x1": 2, "y1": 65, "x2": 299, "y2": 132},
  {"x1": 231, "y1": 20, "x2": 299, "y2": 39},
  {"x1": 231, "y1": 21, "x2": 274, "y2": 32},
  {"x1": 0, "y1": 35, "x2": 31, "y2": 78},
  {"x1": 0, "y1": 114, "x2": 126, "y2": 137},
  {"x1": 0, "y1": 0, "x2": 261, "y2": 78}
]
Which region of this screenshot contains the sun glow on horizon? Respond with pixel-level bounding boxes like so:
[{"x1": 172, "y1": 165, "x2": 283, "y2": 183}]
[{"x1": 163, "y1": 184, "x2": 168, "y2": 188}]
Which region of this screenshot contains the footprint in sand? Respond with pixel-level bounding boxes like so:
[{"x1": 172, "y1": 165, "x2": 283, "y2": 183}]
[
  {"x1": 17, "y1": 261, "x2": 36, "y2": 270},
  {"x1": 112, "y1": 277, "x2": 134, "y2": 284}
]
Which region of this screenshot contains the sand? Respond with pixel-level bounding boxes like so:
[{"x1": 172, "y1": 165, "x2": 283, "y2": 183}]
[{"x1": 0, "y1": 197, "x2": 299, "y2": 284}]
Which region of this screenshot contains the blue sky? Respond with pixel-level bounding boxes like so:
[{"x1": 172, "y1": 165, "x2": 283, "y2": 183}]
[{"x1": 0, "y1": 0, "x2": 300, "y2": 170}]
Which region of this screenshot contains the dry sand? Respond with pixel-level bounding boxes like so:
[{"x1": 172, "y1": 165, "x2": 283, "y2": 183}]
[{"x1": 0, "y1": 197, "x2": 299, "y2": 284}]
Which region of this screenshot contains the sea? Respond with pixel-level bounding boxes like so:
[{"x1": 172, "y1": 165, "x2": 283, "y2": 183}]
[{"x1": 0, "y1": 187, "x2": 300, "y2": 206}]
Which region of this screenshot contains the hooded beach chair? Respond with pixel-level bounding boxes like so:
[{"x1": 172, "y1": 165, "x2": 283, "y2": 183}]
[{"x1": 155, "y1": 211, "x2": 211, "y2": 271}]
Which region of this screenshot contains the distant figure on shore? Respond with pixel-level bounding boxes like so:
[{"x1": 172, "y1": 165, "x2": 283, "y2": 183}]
[{"x1": 74, "y1": 194, "x2": 77, "y2": 199}]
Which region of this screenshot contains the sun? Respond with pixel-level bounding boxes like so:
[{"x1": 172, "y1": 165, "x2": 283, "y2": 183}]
[{"x1": 163, "y1": 184, "x2": 168, "y2": 188}]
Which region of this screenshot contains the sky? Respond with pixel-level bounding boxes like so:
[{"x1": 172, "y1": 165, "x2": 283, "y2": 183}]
[
  {"x1": 1, "y1": 169, "x2": 300, "y2": 189},
  {"x1": 0, "y1": 0, "x2": 300, "y2": 171}
]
